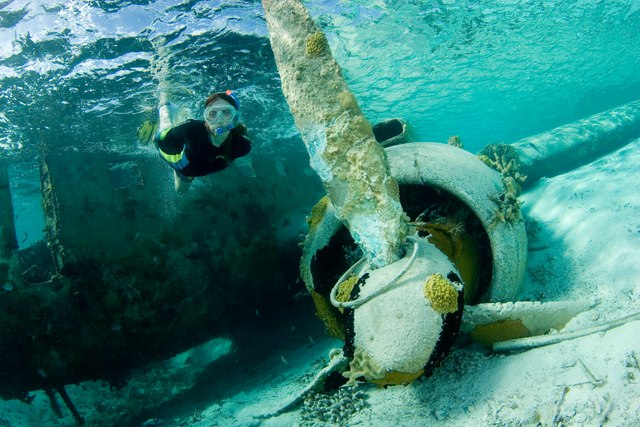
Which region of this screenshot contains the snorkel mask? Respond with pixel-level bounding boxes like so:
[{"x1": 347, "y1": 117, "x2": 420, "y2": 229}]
[{"x1": 204, "y1": 90, "x2": 241, "y2": 136}]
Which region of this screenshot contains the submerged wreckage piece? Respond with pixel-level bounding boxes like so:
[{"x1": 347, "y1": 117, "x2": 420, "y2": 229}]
[
  {"x1": 298, "y1": 100, "x2": 640, "y2": 388},
  {"x1": 512, "y1": 98, "x2": 640, "y2": 185},
  {"x1": 0, "y1": 162, "x2": 20, "y2": 291},
  {"x1": 300, "y1": 143, "x2": 528, "y2": 385},
  {"x1": 1, "y1": 148, "x2": 318, "y2": 403},
  {"x1": 264, "y1": 0, "x2": 639, "y2": 399},
  {"x1": 492, "y1": 309, "x2": 640, "y2": 353},
  {"x1": 461, "y1": 300, "x2": 594, "y2": 346},
  {"x1": 262, "y1": 0, "x2": 409, "y2": 269},
  {"x1": 336, "y1": 236, "x2": 465, "y2": 385},
  {"x1": 262, "y1": 0, "x2": 469, "y2": 385},
  {"x1": 387, "y1": 143, "x2": 528, "y2": 302},
  {"x1": 302, "y1": 143, "x2": 528, "y2": 303},
  {"x1": 261, "y1": 0, "x2": 528, "y2": 388}
]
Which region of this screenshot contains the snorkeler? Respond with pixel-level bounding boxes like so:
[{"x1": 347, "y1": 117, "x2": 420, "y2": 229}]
[{"x1": 155, "y1": 90, "x2": 253, "y2": 193}]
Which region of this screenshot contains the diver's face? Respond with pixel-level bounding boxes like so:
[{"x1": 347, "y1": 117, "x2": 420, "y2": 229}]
[{"x1": 204, "y1": 99, "x2": 236, "y2": 131}]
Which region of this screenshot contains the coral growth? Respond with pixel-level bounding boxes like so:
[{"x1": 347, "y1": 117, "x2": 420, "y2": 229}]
[
  {"x1": 478, "y1": 143, "x2": 527, "y2": 187},
  {"x1": 300, "y1": 386, "x2": 368, "y2": 426},
  {"x1": 479, "y1": 143, "x2": 527, "y2": 229},
  {"x1": 306, "y1": 31, "x2": 329, "y2": 57},
  {"x1": 423, "y1": 273, "x2": 460, "y2": 314},
  {"x1": 342, "y1": 348, "x2": 385, "y2": 386},
  {"x1": 447, "y1": 135, "x2": 463, "y2": 148},
  {"x1": 338, "y1": 91, "x2": 358, "y2": 110},
  {"x1": 488, "y1": 176, "x2": 524, "y2": 230}
]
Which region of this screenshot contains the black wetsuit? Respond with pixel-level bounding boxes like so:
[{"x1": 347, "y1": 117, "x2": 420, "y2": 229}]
[{"x1": 157, "y1": 119, "x2": 251, "y2": 178}]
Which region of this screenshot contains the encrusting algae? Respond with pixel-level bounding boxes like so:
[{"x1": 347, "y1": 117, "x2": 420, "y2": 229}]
[
  {"x1": 335, "y1": 275, "x2": 359, "y2": 304},
  {"x1": 306, "y1": 195, "x2": 330, "y2": 233},
  {"x1": 310, "y1": 290, "x2": 345, "y2": 340}
]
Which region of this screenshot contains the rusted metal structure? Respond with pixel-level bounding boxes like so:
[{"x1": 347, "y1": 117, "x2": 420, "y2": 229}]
[
  {"x1": 1, "y1": 161, "x2": 20, "y2": 291},
  {"x1": 0, "y1": 148, "x2": 321, "y2": 405}
]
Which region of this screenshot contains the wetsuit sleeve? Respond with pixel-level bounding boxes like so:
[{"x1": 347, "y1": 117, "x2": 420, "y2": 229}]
[
  {"x1": 231, "y1": 135, "x2": 252, "y2": 159},
  {"x1": 156, "y1": 125, "x2": 190, "y2": 171}
]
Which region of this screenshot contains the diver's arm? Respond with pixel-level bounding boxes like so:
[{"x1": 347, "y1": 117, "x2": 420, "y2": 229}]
[{"x1": 156, "y1": 124, "x2": 191, "y2": 174}]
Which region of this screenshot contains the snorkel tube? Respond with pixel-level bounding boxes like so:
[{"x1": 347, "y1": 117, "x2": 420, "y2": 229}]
[{"x1": 210, "y1": 120, "x2": 239, "y2": 136}]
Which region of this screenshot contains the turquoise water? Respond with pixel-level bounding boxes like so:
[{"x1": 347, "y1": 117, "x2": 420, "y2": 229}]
[
  {"x1": 2, "y1": 0, "x2": 640, "y2": 246},
  {"x1": 1, "y1": 0, "x2": 640, "y2": 425},
  {"x1": 2, "y1": 0, "x2": 640, "y2": 156},
  {"x1": 318, "y1": 0, "x2": 640, "y2": 146}
]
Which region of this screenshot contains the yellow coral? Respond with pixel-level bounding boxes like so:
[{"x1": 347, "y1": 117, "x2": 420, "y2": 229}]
[
  {"x1": 306, "y1": 31, "x2": 329, "y2": 57},
  {"x1": 338, "y1": 90, "x2": 358, "y2": 110},
  {"x1": 342, "y1": 348, "x2": 385, "y2": 386},
  {"x1": 423, "y1": 273, "x2": 459, "y2": 314},
  {"x1": 447, "y1": 135, "x2": 463, "y2": 148}
]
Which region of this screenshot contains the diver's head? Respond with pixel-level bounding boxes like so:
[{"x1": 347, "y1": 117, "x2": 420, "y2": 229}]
[{"x1": 204, "y1": 90, "x2": 240, "y2": 137}]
